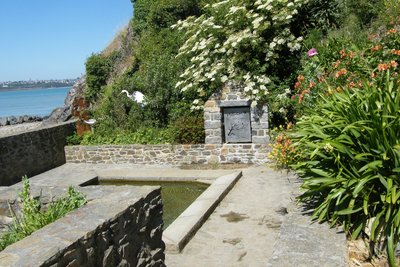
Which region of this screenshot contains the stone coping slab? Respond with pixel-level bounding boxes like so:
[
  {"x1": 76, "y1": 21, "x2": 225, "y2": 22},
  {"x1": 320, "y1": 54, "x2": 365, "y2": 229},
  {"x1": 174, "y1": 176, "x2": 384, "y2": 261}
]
[
  {"x1": 163, "y1": 171, "x2": 242, "y2": 253},
  {"x1": 0, "y1": 185, "x2": 161, "y2": 266}
]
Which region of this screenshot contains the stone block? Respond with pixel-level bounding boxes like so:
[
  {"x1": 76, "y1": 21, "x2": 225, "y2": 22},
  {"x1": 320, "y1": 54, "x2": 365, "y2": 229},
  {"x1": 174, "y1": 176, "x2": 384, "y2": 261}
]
[
  {"x1": 251, "y1": 122, "x2": 269, "y2": 129},
  {"x1": 252, "y1": 136, "x2": 270, "y2": 144},
  {"x1": 204, "y1": 121, "x2": 221, "y2": 129},
  {"x1": 204, "y1": 100, "x2": 216, "y2": 108},
  {"x1": 205, "y1": 137, "x2": 222, "y2": 144},
  {"x1": 212, "y1": 113, "x2": 221, "y2": 121},
  {"x1": 204, "y1": 144, "x2": 216, "y2": 150},
  {"x1": 207, "y1": 155, "x2": 220, "y2": 164}
]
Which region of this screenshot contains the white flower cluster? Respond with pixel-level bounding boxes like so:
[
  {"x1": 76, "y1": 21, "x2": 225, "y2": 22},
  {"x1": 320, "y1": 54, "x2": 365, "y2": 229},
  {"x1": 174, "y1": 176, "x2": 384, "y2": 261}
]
[{"x1": 172, "y1": 0, "x2": 308, "y2": 110}]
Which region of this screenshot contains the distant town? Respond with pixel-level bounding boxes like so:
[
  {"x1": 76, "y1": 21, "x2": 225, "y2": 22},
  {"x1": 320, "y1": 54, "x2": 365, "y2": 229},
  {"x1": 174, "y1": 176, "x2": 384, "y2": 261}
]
[{"x1": 0, "y1": 79, "x2": 78, "y2": 90}]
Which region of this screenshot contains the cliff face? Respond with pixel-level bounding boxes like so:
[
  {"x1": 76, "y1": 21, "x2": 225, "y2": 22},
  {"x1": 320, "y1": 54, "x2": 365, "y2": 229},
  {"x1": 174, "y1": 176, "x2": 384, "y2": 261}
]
[
  {"x1": 44, "y1": 77, "x2": 87, "y2": 134},
  {"x1": 48, "y1": 22, "x2": 135, "y2": 133}
]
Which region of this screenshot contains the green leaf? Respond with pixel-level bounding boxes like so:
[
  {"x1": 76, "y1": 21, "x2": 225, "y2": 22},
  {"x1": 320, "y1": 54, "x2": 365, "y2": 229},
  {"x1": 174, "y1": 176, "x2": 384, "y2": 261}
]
[
  {"x1": 370, "y1": 210, "x2": 384, "y2": 241},
  {"x1": 392, "y1": 168, "x2": 400, "y2": 173},
  {"x1": 387, "y1": 232, "x2": 397, "y2": 267},
  {"x1": 352, "y1": 176, "x2": 377, "y2": 197},
  {"x1": 358, "y1": 160, "x2": 383, "y2": 173},
  {"x1": 379, "y1": 174, "x2": 388, "y2": 189},
  {"x1": 391, "y1": 186, "x2": 397, "y2": 204},
  {"x1": 351, "y1": 221, "x2": 364, "y2": 240},
  {"x1": 354, "y1": 153, "x2": 373, "y2": 160},
  {"x1": 363, "y1": 197, "x2": 369, "y2": 215},
  {"x1": 310, "y1": 168, "x2": 331, "y2": 177},
  {"x1": 337, "y1": 206, "x2": 363, "y2": 215}
]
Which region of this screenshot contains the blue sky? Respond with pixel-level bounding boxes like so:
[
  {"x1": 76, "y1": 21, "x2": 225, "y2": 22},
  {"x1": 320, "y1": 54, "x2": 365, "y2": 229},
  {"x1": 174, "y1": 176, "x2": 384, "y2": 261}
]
[{"x1": 0, "y1": 1, "x2": 133, "y2": 82}]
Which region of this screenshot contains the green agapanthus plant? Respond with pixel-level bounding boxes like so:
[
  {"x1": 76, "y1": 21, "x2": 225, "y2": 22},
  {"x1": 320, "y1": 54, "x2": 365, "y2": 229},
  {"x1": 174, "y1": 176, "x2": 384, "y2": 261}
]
[{"x1": 292, "y1": 72, "x2": 400, "y2": 266}]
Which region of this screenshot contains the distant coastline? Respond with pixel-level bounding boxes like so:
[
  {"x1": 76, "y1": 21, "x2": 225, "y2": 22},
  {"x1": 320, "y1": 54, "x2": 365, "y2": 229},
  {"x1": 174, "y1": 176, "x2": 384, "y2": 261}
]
[
  {"x1": 0, "y1": 86, "x2": 70, "y2": 92},
  {"x1": 0, "y1": 79, "x2": 77, "y2": 92}
]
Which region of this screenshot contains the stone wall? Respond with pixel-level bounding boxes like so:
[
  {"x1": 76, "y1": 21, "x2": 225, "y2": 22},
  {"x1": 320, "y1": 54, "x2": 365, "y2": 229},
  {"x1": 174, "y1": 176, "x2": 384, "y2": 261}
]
[
  {"x1": 65, "y1": 143, "x2": 270, "y2": 165},
  {"x1": 0, "y1": 121, "x2": 75, "y2": 186},
  {"x1": 204, "y1": 82, "x2": 269, "y2": 144},
  {"x1": 0, "y1": 186, "x2": 165, "y2": 267}
]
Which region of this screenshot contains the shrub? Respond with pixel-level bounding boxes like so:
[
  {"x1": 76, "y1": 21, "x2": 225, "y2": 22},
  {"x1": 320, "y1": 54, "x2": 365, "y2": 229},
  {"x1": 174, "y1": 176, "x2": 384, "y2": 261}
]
[
  {"x1": 292, "y1": 73, "x2": 400, "y2": 266},
  {"x1": 85, "y1": 53, "x2": 112, "y2": 103},
  {"x1": 80, "y1": 127, "x2": 172, "y2": 145},
  {"x1": 66, "y1": 132, "x2": 82, "y2": 145},
  {"x1": 169, "y1": 113, "x2": 205, "y2": 144},
  {"x1": 0, "y1": 177, "x2": 86, "y2": 251},
  {"x1": 173, "y1": 0, "x2": 309, "y2": 111}
]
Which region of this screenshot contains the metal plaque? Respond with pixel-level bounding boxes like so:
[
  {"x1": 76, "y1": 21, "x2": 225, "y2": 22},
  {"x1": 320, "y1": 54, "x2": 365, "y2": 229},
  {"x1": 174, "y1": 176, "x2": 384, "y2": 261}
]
[{"x1": 223, "y1": 107, "x2": 251, "y2": 143}]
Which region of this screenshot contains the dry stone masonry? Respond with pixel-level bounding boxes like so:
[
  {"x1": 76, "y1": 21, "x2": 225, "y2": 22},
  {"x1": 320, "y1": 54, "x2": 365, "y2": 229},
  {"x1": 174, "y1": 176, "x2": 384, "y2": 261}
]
[{"x1": 65, "y1": 143, "x2": 270, "y2": 165}]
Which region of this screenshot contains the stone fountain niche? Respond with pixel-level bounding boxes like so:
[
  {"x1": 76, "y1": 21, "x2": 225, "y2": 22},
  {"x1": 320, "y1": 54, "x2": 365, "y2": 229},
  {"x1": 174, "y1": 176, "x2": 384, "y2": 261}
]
[{"x1": 204, "y1": 82, "x2": 269, "y2": 144}]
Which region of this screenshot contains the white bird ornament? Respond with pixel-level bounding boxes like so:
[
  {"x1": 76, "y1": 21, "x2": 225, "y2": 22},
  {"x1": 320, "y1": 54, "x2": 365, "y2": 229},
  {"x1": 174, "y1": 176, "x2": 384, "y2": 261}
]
[{"x1": 121, "y1": 90, "x2": 145, "y2": 104}]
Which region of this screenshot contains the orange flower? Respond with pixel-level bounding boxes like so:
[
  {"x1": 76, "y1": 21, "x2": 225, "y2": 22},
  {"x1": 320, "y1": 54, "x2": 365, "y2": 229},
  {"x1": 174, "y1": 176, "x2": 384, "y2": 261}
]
[
  {"x1": 371, "y1": 45, "x2": 382, "y2": 52},
  {"x1": 392, "y1": 49, "x2": 400, "y2": 56},
  {"x1": 309, "y1": 81, "x2": 315, "y2": 88},
  {"x1": 333, "y1": 60, "x2": 341, "y2": 69},
  {"x1": 349, "y1": 81, "x2": 356, "y2": 88},
  {"x1": 299, "y1": 94, "x2": 304, "y2": 104},
  {"x1": 335, "y1": 68, "x2": 348, "y2": 78},
  {"x1": 349, "y1": 51, "x2": 356, "y2": 58},
  {"x1": 388, "y1": 28, "x2": 397, "y2": 34},
  {"x1": 294, "y1": 81, "x2": 301, "y2": 89},
  {"x1": 391, "y1": 60, "x2": 398, "y2": 68},
  {"x1": 371, "y1": 72, "x2": 376, "y2": 78},
  {"x1": 378, "y1": 63, "x2": 389, "y2": 71},
  {"x1": 297, "y1": 75, "x2": 305, "y2": 82},
  {"x1": 339, "y1": 50, "x2": 346, "y2": 58}
]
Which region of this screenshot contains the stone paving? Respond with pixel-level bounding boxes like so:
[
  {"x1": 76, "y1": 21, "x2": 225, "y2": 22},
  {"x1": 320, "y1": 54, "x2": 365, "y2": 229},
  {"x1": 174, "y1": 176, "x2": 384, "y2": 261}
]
[
  {"x1": 166, "y1": 166, "x2": 348, "y2": 267},
  {"x1": 267, "y1": 174, "x2": 347, "y2": 267}
]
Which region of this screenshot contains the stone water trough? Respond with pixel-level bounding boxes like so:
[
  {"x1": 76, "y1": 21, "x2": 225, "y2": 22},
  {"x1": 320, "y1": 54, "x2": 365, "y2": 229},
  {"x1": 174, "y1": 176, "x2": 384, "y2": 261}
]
[{"x1": 0, "y1": 164, "x2": 241, "y2": 266}]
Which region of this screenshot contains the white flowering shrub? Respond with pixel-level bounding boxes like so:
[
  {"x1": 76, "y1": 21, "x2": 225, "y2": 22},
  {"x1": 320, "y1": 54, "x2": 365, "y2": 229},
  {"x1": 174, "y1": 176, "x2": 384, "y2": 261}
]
[{"x1": 172, "y1": 0, "x2": 309, "y2": 110}]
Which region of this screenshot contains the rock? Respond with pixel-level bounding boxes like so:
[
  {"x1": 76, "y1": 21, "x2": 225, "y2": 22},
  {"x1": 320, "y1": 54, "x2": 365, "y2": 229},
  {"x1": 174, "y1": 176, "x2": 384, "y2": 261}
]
[
  {"x1": 45, "y1": 106, "x2": 71, "y2": 123},
  {"x1": 8, "y1": 116, "x2": 17, "y2": 125},
  {"x1": 22, "y1": 115, "x2": 29, "y2": 123},
  {"x1": 43, "y1": 76, "x2": 87, "y2": 124},
  {"x1": 0, "y1": 117, "x2": 8, "y2": 126},
  {"x1": 17, "y1": 116, "x2": 24, "y2": 124}
]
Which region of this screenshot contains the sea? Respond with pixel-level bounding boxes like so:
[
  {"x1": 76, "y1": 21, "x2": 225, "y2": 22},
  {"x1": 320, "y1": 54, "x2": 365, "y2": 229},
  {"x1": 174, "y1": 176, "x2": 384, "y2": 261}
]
[{"x1": 0, "y1": 87, "x2": 71, "y2": 118}]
